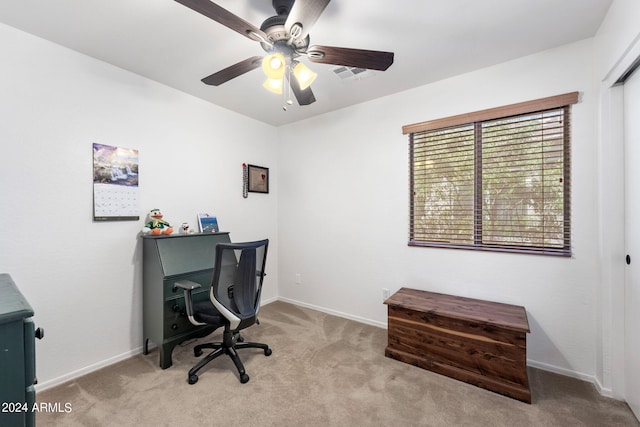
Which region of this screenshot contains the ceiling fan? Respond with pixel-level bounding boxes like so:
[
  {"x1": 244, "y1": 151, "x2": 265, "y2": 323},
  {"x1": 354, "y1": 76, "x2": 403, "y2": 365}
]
[{"x1": 175, "y1": 0, "x2": 394, "y2": 107}]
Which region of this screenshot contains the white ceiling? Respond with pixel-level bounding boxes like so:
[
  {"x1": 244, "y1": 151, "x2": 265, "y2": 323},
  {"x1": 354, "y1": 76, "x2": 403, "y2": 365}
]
[{"x1": 0, "y1": 0, "x2": 612, "y2": 126}]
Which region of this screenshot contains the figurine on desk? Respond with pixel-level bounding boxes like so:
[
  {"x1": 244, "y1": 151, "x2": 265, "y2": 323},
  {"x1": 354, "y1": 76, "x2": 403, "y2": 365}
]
[
  {"x1": 142, "y1": 208, "x2": 174, "y2": 236},
  {"x1": 180, "y1": 222, "x2": 194, "y2": 234}
]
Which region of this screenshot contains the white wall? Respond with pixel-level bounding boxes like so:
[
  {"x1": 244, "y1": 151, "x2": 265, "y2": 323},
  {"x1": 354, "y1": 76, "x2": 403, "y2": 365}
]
[
  {"x1": 278, "y1": 39, "x2": 600, "y2": 382},
  {"x1": 0, "y1": 23, "x2": 279, "y2": 388}
]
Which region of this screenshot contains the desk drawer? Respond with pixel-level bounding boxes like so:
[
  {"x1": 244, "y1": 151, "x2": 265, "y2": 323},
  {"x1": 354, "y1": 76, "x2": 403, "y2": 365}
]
[
  {"x1": 163, "y1": 290, "x2": 211, "y2": 338},
  {"x1": 23, "y1": 319, "x2": 36, "y2": 386}
]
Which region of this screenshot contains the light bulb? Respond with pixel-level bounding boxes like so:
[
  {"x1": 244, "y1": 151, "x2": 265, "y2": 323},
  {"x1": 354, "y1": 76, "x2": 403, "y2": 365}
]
[
  {"x1": 270, "y1": 56, "x2": 282, "y2": 69},
  {"x1": 262, "y1": 53, "x2": 286, "y2": 79}
]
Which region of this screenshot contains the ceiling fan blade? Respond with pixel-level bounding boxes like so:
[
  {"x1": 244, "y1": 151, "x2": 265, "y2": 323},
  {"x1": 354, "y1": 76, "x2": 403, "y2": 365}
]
[
  {"x1": 289, "y1": 76, "x2": 316, "y2": 106},
  {"x1": 175, "y1": 0, "x2": 268, "y2": 43},
  {"x1": 307, "y1": 45, "x2": 394, "y2": 71},
  {"x1": 285, "y1": 0, "x2": 330, "y2": 40},
  {"x1": 201, "y1": 56, "x2": 263, "y2": 86}
]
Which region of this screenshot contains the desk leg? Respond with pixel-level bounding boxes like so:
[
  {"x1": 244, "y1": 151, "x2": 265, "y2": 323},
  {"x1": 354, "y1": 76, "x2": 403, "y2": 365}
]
[
  {"x1": 142, "y1": 339, "x2": 175, "y2": 369},
  {"x1": 159, "y1": 343, "x2": 174, "y2": 369}
]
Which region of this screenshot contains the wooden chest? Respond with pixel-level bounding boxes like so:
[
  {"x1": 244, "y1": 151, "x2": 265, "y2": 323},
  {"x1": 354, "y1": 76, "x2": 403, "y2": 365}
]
[{"x1": 384, "y1": 288, "x2": 531, "y2": 403}]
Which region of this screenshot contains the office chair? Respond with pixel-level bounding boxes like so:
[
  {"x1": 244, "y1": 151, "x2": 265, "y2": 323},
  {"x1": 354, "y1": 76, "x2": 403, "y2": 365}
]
[{"x1": 175, "y1": 239, "x2": 271, "y2": 384}]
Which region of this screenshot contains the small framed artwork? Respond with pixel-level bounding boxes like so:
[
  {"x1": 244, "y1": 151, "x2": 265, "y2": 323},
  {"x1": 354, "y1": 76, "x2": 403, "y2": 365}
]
[
  {"x1": 197, "y1": 213, "x2": 219, "y2": 233},
  {"x1": 248, "y1": 164, "x2": 269, "y2": 194}
]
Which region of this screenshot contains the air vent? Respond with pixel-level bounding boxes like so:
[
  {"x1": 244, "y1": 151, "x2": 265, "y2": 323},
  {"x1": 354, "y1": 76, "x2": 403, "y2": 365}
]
[{"x1": 332, "y1": 66, "x2": 375, "y2": 81}]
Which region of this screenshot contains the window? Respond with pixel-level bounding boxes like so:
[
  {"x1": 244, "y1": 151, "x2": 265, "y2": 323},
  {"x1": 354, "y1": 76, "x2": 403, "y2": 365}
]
[{"x1": 403, "y1": 92, "x2": 578, "y2": 256}]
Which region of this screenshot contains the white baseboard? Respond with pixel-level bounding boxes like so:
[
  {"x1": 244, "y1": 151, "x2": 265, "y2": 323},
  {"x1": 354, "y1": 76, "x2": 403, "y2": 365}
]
[
  {"x1": 525, "y1": 359, "x2": 615, "y2": 398},
  {"x1": 35, "y1": 347, "x2": 143, "y2": 392},
  {"x1": 261, "y1": 296, "x2": 278, "y2": 305},
  {"x1": 277, "y1": 296, "x2": 387, "y2": 330}
]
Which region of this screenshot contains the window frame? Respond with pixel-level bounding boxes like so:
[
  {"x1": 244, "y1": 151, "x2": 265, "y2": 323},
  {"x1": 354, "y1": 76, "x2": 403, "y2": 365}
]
[{"x1": 403, "y1": 92, "x2": 579, "y2": 257}]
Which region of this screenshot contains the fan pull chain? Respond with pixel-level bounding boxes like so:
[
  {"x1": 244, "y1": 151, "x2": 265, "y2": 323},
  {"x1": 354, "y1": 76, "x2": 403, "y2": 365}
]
[{"x1": 283, "y1": 65, "x2": 293, "y2": 111}]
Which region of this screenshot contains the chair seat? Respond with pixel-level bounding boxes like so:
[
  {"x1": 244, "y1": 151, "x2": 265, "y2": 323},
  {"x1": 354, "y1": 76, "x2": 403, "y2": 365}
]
[{"x1": 192, "y1": 299, "x2": 226, "y2": 325}]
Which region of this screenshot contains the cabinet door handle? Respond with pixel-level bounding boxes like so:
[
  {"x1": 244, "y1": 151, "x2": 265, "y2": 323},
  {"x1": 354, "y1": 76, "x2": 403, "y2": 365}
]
[
  {"x1": 627, "y1": 254, "x2": 631, "y2": 265},
  {"x1": 35, "y1": 327, "x2": 44, "y2": 340}
]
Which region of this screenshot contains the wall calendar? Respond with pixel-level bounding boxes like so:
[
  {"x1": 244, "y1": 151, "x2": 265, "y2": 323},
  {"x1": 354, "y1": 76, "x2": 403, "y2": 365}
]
[{"x1": 92, "y1": 143, "x2": 140, "y2": 221}]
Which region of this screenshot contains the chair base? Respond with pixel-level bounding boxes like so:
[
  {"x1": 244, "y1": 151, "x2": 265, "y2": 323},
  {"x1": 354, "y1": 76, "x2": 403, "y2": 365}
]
[{"x1": 187, "y1": 330, "x2": 271, "y2": 384}]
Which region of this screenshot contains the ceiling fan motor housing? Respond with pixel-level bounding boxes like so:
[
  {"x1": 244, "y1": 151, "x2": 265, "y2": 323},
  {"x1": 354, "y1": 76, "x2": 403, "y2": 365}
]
[
  {"x1": 272, "y1": 0, "x2": 295, "y2": 15},
  {"x1": 260, "y1": 14, "x2": 309, "y2": 54}
]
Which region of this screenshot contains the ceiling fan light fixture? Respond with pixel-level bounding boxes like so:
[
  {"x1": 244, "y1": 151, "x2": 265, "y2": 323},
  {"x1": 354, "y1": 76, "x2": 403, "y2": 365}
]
[
  {"x1": 293, "y1": 62, "x2": 317, "y2": 90},
  {"x1": 175, "y1": 0, "x2": 394, "y2": 109},
  {"x1": 262, "y1": 77, "x2": 283, "y2": 94},
  {"x1": 262, "y1": 53, "x2": 286, "y2": 79}
]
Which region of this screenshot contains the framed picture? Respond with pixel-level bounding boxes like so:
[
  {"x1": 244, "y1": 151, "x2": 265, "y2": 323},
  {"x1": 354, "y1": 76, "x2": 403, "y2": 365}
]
[
  {"x1": 248, "y1": 164, "x2": 269, "y2": 194},
  {"x1": 197, "y1": 213, "x2": 219, "y2": 233}
]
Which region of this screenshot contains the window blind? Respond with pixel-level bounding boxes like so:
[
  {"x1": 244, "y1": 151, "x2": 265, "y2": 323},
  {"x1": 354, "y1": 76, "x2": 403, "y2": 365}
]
[{"x1": 407, "y1": 92, "x2": 577, "y2": 256}]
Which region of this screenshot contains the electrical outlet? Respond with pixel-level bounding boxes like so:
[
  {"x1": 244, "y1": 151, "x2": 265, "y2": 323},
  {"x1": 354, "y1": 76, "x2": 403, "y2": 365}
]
[
  {"x1": 382, "y1": 288, "x2": 390, "y2": 300},
  {"x1": 295, "y1": 273, "x2": 302, "y2": 285}
]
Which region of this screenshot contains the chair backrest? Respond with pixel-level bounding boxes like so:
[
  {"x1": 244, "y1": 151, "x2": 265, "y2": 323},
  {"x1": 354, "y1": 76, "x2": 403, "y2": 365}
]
[{"x1": 210, "y1": 239, "x2": 268, "y2": 331}]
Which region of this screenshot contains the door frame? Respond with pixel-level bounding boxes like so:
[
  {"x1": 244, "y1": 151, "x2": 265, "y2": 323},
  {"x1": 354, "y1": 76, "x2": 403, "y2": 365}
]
[
  {"x1": 622, "y1": 65, "x2": 640, "y2": 420},
  {"x1": 599, "y1": 34, "x2": 640, "y2": 403}
]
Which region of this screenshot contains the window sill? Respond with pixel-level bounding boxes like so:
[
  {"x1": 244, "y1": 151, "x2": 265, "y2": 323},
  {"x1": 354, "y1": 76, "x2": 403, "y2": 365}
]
[{"x1": 408, "y1": 241, "x2": 572, "y2": 257}]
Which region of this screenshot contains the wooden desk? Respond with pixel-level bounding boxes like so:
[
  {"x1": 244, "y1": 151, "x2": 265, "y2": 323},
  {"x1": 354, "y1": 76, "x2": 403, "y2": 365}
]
[
  {"x1": 384, "y1": 287, "x2": 531, "y2": 403},
  {"x1": 142, "y1": 232, "x2": 231, "y2": 369}
]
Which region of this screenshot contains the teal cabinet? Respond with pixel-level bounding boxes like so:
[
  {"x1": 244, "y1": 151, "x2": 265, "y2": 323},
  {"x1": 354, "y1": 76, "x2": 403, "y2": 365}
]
[
  {"x1": 142, "y1": 232, "x2": 231, "y2": 368},
  {"x1": 0, "y1": 274, "x2": 40, "y2": 427}
]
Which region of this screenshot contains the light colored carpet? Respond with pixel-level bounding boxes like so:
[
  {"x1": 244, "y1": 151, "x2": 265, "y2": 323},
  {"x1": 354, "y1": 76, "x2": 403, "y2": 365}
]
[{"x1": 37, "y1": 301, "x2": 638, "y2": 426}]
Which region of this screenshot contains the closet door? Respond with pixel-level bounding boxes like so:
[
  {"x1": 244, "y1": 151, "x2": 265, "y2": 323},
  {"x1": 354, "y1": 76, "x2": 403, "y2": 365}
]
[{"x1": 624, "y1": 62, "x2": 640, "y2": 421}]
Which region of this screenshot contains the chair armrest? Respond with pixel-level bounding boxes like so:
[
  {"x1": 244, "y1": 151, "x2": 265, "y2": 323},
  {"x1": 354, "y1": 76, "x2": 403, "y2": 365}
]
[
  {"x1": 173, "y1": 280, "x2": 205, "y2": 326},
  {"x1": 174, "y1": 280, "x2": 202, "y2": 291}
]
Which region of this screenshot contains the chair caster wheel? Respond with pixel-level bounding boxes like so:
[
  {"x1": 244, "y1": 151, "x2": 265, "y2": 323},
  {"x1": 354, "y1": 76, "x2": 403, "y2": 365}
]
[
  {"x1": 264, "y1": 348, "x2": 272, "y2": 356},
  {"x1": 194, "y1": 348, "x2": 203, "y2": 357},
  {"x1": 240, "y1": 374, "x2": 250, "y2": 384},
  {"x1": 188, "y1": 375, "x2": 199, "y2": 385}
]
